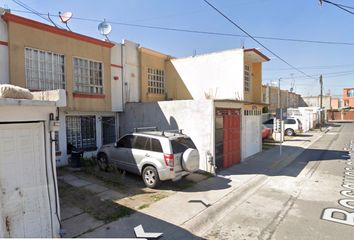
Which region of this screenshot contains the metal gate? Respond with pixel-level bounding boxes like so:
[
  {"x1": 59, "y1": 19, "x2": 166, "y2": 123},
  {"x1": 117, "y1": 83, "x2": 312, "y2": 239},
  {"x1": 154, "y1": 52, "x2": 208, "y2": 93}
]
[
  {"x1": 243, "y1": 114, "x2": 261, "y2": 159},
  {"x1": 215, "y1": 108, "x2": 241, "y2": 169},
  {"x1": 0, "y1": 122, "x2": 52, "y2": 237},
  {"x1": 102, "y1": 116, "x2": 116, "y2": 145}
]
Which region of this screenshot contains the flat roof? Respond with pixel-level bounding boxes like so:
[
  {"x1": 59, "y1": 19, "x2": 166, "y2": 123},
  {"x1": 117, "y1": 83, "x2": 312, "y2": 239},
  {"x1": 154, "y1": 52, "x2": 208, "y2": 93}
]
[{"x1": 1, "y1": 12, "x2": 114, "y2": 48}]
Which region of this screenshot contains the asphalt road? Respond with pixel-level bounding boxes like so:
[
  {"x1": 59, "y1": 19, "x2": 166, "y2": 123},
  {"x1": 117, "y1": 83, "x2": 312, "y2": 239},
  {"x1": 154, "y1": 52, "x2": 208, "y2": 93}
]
[{"x1": 202, "y1": 122, "x2": 354, "y2": 240}]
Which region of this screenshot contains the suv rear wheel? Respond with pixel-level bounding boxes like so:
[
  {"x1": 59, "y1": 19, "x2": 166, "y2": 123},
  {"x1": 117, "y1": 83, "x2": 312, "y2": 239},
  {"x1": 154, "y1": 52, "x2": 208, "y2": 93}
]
[
  {"x1": 142, "y1": 166, "x2": 160, "y2": 188},
  {"x1": 285, "y1": 128, "x2": 295, "y2": 136}
]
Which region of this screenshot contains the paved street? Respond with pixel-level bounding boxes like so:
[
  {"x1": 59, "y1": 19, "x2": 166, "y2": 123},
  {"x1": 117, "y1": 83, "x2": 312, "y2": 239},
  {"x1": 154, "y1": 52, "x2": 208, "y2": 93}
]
[
  {"x1": 79, "y1": 124, "x2": 354, "y2": 240},
  {"x1": 203, "y1": 123, "x2": 354, "y2": 240}
]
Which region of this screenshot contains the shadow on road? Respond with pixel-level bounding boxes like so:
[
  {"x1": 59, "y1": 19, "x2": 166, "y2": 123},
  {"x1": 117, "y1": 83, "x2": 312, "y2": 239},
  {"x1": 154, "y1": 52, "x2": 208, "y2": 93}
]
[{"x1": 218, "y1": 144, "x2": 348, "y2": 179}]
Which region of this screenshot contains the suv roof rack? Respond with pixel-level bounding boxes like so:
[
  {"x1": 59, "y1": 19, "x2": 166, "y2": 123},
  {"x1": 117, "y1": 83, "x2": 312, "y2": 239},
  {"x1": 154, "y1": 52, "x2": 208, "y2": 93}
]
[
  {"x1": 161, "y1": 129, "x2": 183, "y2": 136},
  {"x1": 133, "y1": 126, "x2": 158, "y2": 132}
]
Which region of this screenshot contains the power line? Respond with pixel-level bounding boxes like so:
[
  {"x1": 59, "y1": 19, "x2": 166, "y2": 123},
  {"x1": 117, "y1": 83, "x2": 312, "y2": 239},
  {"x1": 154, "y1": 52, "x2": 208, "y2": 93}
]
[
  {"x1": 202, "y1": 0, "x2": 316, "y2": 80},
  {"x1": 264, "y1": 70, "x2": 354, "y2": 81},
  {"x1": 321, "y1": 0, "x2": 354, "y2": 15},
  {"x1": 11, "y1": 0, "x2": 51, "y2": 24},
  {"x1": 9, "y1": 9, "x2": 354, "y2": 47},
  {"x1": 265, "y1": 63, "x2": 354, "y2": 71}
]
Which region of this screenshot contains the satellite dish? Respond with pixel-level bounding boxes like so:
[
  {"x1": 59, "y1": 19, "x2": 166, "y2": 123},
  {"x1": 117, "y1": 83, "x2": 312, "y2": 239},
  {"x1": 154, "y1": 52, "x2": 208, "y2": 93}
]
[
  {"x1": 59, "y1": 11, "x2": 73, "y2": 31},
  {"x1": 98, "y1": 19, "x2": 112, "y2": 40},
  {"x1": 59, "y1": 11, "x2": 73, "y2": 23}
]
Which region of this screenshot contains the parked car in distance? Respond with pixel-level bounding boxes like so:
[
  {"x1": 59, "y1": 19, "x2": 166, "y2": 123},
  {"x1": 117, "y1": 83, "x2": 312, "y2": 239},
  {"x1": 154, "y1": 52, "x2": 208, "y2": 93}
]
[
  {"x1": 96, "y1": 130, "x2": 200, "y2": 188},
  {"x1": 262, "y1": 124, "x2": 272, "y2": 140},
  {"x1": 263, "y1": 117, "x2": 303, "y2": 136}
]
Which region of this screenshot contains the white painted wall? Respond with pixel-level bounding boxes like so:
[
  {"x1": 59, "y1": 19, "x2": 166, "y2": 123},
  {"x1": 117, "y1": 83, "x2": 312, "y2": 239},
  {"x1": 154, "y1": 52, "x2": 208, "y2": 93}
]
[
  {"x1": 170, "y1": 49, "x2": 244, "y2": 101},
  {"x1": 0, "y1": 99, "x2": 60, "y2": 237},
  {"x1": 122, "y1": 40, "x2": 140, "y2": 103},
  {"x1": 0, "y1": 8, "x2": 9, "y2": 84},
  {"x1": 120, "y1": 100, "x2": 215, "y2": 172},
  {"x1": 243, "y1": 115, "x2": 262, "y2": 159},
  {"x1": 110, "y1": 42, "x2": 124, "y2": 112},
  {"x1": 56, "y1": 110, "x2": 118, "y2": 166}
]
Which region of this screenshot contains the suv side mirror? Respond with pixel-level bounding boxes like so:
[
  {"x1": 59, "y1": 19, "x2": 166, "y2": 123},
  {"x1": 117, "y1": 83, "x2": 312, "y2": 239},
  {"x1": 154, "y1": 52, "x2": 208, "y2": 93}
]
[{"x1": 114, "y1": 142, "x2": 118, "y2": 148}]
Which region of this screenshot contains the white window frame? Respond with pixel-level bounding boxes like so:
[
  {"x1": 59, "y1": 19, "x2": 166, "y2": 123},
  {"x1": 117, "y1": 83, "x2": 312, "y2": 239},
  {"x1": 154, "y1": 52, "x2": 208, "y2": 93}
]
[
  {"x1": 244, "y1": 64, "x2": 251, "y2": 92},
  {"x1": 25, "y1": 47, "x2": 65, "y2": 90},
  {"x1": 147, "y1": 68, "x2": 165, "y2": 95},
  {"x1": 73, "y1": 57, "x2": 104, "y2": 94}
]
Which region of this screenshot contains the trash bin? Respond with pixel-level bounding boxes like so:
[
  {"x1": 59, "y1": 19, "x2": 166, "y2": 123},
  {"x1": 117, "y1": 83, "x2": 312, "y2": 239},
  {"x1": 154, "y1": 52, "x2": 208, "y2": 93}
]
[{"x1": 69, "y1": 151, "x2": 83, "y2": 168}]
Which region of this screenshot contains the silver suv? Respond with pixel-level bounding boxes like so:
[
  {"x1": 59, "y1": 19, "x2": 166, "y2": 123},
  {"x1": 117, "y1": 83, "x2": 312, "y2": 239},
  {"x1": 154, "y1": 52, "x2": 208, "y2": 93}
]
[{"x1": 96, "y1": 130, "x2": 200, "y2": 188}]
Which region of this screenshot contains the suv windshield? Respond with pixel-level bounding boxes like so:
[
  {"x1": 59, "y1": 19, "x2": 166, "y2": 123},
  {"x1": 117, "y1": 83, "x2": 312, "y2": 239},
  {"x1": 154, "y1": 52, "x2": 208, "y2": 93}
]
[{"x1": 171, "y1": 137, "x2": 196, "y2": 153}]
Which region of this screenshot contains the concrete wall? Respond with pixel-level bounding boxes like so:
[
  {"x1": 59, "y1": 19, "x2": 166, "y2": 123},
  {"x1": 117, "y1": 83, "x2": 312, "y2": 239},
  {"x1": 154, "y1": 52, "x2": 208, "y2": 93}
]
[
  {"x1": 331, "y1": 98, "x2": 339, "y2": 109},
  {"x1": 170, "y1": 49, "x2": 244, "y2": 101},
  {"x1": 280, "y1": 89, "x2": 288, "y2": 109},
  {"x1": 123, "y1": 40, "x2": 140, "y2": 103},
  {"x1": 111, "y1": 43, "x2": 124, "y2": 112},
  {"x1": 119, "y1": 100, "x2": 215, "y2": 172},
  {"x1": 269, "y1": 86, "x2": 279, "y2": 112},
  {"x1": 288, "y1": 92, "x2": 300, "y2": 108},
  {"x1": 4, "y1": 14, "x2": 112, "y2": 112},
  {"x1": 301, "y1": 96, "x2": 331, "y2": 109},
  {"x1": 0, "y1": 99, "x2": 60, "y2": 237},
  {"x1": 262, "y1": 85, "x2": 269, "y2": 104},
  {"x1": 0, "y1": 9, "x2": 9, "y2": 84}
]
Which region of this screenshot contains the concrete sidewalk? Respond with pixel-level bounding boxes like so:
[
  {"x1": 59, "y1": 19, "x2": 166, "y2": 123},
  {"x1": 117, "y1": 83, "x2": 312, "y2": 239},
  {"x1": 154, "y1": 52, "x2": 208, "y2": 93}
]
[{"x1": 81, "y1": 130, "x2": 326, "y2": 239}]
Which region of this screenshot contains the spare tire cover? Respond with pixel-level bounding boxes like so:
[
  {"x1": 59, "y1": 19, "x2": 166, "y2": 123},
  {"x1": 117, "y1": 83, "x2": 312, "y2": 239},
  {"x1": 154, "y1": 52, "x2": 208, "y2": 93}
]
[{"x1": 182, "y1": 148, "x2": 200, "y2": 172}]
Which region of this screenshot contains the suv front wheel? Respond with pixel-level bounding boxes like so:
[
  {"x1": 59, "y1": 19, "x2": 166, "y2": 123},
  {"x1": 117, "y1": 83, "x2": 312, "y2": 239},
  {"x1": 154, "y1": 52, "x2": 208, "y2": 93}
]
[{"x1": 142, "y1": 166, "x2": 160, "y2": 188}]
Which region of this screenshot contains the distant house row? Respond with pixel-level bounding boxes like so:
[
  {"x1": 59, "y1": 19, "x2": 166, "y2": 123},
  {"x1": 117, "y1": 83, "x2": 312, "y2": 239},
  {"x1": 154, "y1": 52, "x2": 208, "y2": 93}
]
[
  {"x1": 261, "y1": 85, "x2": 301, "y2": 113},
  {"x1": 0, "y1": 9, "x2": 304, "y2": 172}
]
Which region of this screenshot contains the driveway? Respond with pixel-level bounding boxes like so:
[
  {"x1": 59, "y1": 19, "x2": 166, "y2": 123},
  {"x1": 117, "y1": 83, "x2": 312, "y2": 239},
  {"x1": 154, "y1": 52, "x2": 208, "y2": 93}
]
[{"x1": 57, "y1": 166, "x2": 209, "y2": 237}]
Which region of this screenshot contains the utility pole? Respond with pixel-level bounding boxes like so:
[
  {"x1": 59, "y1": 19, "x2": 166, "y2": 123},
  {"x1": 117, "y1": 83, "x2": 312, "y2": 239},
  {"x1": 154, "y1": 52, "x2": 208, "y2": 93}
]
[
  {"x1": 278, "y1": 78, "x2": 281, "y2": 109},
  {"x1": 278, "y1": 78, "x2": 283, "y2": 155},
  {"x1": 320, "y1": 74, "x2": 323, "y2": 127}
]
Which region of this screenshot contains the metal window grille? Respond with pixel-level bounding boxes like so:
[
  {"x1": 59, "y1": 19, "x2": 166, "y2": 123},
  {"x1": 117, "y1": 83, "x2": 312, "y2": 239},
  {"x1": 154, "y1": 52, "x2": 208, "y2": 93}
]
[
  {"x1": 66, "y1": 116, "x2": 96, "y2": 150},
  {"x1": 25, "y1": 47, "x2": 65, "y2": 90},
  {"x1": 73, "y1": 57, "x2": 103, "y2": 94},
  {"x1": 244, "y1": 65, "x2": 251, "y2": 92},
  {"x1": 147, "y1": 68, "x2": 165, "y2": 94}
]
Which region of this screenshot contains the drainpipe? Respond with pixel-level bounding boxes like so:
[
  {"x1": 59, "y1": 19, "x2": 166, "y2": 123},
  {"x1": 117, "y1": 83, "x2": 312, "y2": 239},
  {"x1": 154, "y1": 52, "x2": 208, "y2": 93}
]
[{"x1": 120, "y1": 43, "x2": 125, "y2": 111}]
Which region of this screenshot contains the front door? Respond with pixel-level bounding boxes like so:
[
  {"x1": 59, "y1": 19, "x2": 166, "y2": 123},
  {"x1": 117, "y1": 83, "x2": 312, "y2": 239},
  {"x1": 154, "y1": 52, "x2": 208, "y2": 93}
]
[
  {"x1": 223, "y1": 114, "x2": 241, "y2": 168},
  {"x1": 102, "y1": 116, "x2": 116, "y2": 145}
]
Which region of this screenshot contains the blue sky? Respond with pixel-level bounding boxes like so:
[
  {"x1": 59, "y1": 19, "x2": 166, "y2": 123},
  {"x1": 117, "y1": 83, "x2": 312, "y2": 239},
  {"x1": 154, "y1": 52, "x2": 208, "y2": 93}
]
[{"x1": 2, "y1": 0, "x2": 354, "y2": 97}]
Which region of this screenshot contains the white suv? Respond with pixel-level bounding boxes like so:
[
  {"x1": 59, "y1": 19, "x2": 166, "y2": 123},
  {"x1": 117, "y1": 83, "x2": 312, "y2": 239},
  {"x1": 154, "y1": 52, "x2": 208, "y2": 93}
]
[
  {"x1": 97, "y1": 130, "x2": 200, "y2": 188},
  {"x1": 263, "y1": 117, "x2": 303, "y2": 136}
]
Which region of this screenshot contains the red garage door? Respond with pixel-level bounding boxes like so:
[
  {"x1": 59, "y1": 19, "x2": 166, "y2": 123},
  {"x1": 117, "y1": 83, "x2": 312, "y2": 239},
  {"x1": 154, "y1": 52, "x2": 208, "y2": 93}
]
[{"x1": 223, "y1": 114, "x2": 241, "y2": 168}]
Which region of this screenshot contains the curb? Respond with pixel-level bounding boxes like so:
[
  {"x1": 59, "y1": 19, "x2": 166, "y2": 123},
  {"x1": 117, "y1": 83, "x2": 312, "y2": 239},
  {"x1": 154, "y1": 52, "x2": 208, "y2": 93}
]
[{"x1": 179, "y1": 130, "x2": 327, "y2": 237}]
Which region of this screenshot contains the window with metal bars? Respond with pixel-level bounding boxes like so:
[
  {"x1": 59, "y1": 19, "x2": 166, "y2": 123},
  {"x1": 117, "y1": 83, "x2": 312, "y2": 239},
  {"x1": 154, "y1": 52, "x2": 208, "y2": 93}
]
[
  {"x1": 73, "y1": 57, "x2": 103, "y2": 94},
  {"x1": 147, "y1": 68, "x2": 165, "y2": 94},
  {"x1": 66, "y1": 116, "x2": 96, "y2": 150},
  {"x1": 25, "y1": 47, "x2": 65, "y2": 90},
  {"x1": 244, "y1": 64, "x2": 251, "y2": 92}
]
